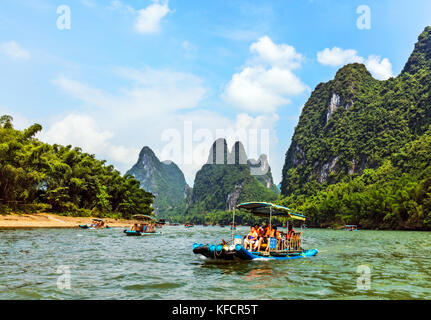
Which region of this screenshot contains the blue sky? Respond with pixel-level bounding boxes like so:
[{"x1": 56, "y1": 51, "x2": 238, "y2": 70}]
[{"x1": 1, "y1": 0, "x2": 431, "y2": 185}]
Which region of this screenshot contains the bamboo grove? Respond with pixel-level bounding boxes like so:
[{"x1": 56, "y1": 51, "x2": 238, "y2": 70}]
[{"x1": 0, "y1": 115, "x2": 154, "y2": 218}]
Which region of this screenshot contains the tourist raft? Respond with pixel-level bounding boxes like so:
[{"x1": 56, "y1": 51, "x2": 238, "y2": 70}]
[
  {"x1": 79, "y1": 219, "x2": 111, "y2": 229},
  {"x1": 193, "y1": 202, "x2": 318, "y2": 261},
  {"x1": 124, "y1": 215, "x2": 161, "y2": 236}
]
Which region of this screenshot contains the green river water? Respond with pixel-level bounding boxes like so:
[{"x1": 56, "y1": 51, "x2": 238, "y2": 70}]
[{"x1": 0, "y1": 226, "x2": 430, "y2": 299}]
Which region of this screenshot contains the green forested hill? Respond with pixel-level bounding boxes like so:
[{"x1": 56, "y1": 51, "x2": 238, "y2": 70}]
[
  {"x1": 0, "y1": 116, "x2": 154, "y2": 218},
  {"x1": 280, "y1": 27, "x2": 431, "y2": 230},
  {"x1": 126, "y1": 146, "x2": 189, "y2": 217},
  {"x1": 185, "y1": 139, "x2": 278, "y2": 220}
]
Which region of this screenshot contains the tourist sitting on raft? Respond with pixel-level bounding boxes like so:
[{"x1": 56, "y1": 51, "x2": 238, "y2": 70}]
[
  {"x1": 287, "y1": 225, "x2": 295, "y2": 240},
  {"x1": 244, "y1": 225, "x2": 259, "y2": 250},
  {"x1": 242, "y1": 224, "x2": 297, "y2": 252},
  {"x1": 90, "y1": 219, "x2": 104, "y2": 229},
  {"x1": 130, "y1": 222, "x2": 155, "y2": 233}
]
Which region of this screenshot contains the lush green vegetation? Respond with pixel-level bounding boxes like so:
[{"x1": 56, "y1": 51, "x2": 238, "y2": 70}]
[
  {"x1": 186, "y1": 163, "x2": 278, "y2": 215},
  {"x1": 279, "y1": 130, "x2": 431, "y2": 230},
  {"x1": 0, "y1": 115, "x2": 154, "y2": 218},
  {"x1": 280, "y1": 27, "x2": 431, "y2": 230}
]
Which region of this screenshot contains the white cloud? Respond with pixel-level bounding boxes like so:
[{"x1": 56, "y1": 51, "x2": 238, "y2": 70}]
[
  {"x1": 250, "y1": 35, "x2": 303, "y2": 69},
  {"x1": 317, "y1": 47, "x2": 363, "y2": 66},
  {"x1": 48, "y1": 66, "x2": 281, "y2": 184},
  {"x1": 317, "y1": 47, "x2": 393, "y2": 80},
  {"x1": 53, "y1": 67, "x2": 206, "y2": 117},
  {"x1": 135, "y1": 0, "x2": 171, "y2": 34},
  {"x1": 364, "y1": 55, "x2": 393, "y2": 81},
  {"x1": 223, "y1": 36, "x2": 307, "y2": 113},
  {"x1": 40, "y1": 114, "x2": 140, "y2": 167},
  {"x1": 49, "y1": 67, "x2": 206, "y2": 180},
  {"x1": 0, "y1": 41, "x2": 30, "y2": 60}
]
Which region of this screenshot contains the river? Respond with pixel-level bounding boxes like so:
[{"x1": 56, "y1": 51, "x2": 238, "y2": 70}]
[{"x1": 0, "y1": 226, "x2": 430, "y2": 299}]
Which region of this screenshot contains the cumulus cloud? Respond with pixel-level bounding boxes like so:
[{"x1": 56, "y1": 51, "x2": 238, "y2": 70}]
[
  {"x1": 0, "y1": 41, "x2": 30, "y2": 60},
  {"x1": 250, "y1": 35, "x2": 303, "y2": 69},
  {"x1": 53, "y1": 67, "x2": 206, "y2": 117},
  {"x1": 365, "y1": 55, "x2": 393, "y2": 81},
  {"x1": 40, "y1": 114, "x2": 140, "y2": 167},
  {"x1": 135, "y1": 0, "x2": 171, "y2": 34},
  {"x1": 223, "y1": 36, "x2": 307, "y2": 113},
  {"x1": 48, "y1": 66, "x2": 280, "y2": 184},
  {"x1": 317, "y1": 47, "x2": 393, "y2": 80},
  {"x1": 317, "y1": 47, "x2": 363, "y2": 66}
]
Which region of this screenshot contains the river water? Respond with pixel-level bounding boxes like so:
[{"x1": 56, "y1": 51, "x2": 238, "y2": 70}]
[{"x1": 0, "y1": 226, "x2": 430, "y2": 300}]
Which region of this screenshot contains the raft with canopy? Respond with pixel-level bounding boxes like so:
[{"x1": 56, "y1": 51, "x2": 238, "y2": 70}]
[
  {"x1": 124, "y1": 215, "x2": 161, "y2": 236},
  {"x1": 192, "y1": 202, "x2": 318, "y2": 261},
  {"x1": 342, "y1": 225, "x2": 358, "y2": 231},
  {"x1": 79, "y1": 219, "x2": 111, "y2": 229}
]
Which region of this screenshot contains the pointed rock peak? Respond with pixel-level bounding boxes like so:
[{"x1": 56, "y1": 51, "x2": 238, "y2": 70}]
[
  {"x1": 138, "y1": 146, "x2": 157, "y2": 159},
  {"x1": 227, "y1": 141, "x2": 248, "y2": 165},
  {"x1": 402, "y1": 26, "x2": 431, "y2": 74},
  {"x1": 206, "y1": 138, "x2": 228, "y2": 164},
  {"x1": 333, "y1": 63, "x2": 372, "y2": 84},
  {"x1": 249, "y1": 154, "x2": 270, "y2": 175}
]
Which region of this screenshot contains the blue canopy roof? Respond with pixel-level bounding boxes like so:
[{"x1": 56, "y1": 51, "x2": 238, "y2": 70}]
[{"x1": 236, "y1": 202, "x2": 306, "y2": 221}]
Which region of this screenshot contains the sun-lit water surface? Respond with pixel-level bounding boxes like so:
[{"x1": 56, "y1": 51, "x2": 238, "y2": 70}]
[{"x1": 0, "y1": 226, "x2": 430, "y2": 299}]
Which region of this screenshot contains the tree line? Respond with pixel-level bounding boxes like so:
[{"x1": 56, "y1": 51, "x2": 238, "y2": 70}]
[{"x1": 0, "y1": 115, "x2": 154, "y2": 218}]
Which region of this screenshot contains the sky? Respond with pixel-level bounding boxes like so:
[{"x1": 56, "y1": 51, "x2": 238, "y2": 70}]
[{"x1": 1, "y1": 0, "x2": 431, "y2": 186}]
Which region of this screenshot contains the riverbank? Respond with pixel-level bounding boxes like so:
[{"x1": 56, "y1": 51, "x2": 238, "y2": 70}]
[{"x1": 0, "y1": 213, "x2": 132, "y2": 229}]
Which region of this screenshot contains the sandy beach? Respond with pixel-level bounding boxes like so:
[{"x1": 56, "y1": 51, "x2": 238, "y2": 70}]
[{"x1": 0, "y1": 213, "x2": 132, "y2": 229}]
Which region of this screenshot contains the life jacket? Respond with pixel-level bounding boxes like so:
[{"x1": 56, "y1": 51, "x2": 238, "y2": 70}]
[
  {"x1": 247, "y1": 227, "x2": 257, "y2": 240},
  {"x1": 250, "y1": 229, "x2": 258, "y2": 241},
  {"x1": 257, "y1": 228, "x2": 264, "y2": 237},
  {"x1": 288, "y1": 229, "x2": 295, "y2": 239}
]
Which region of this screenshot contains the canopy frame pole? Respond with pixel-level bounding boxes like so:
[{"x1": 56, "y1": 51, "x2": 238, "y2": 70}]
[
  {"x1": 287, "y1": 219, "x2": 289, "y2": 251},
  {"x1": 269, "y1": 206, "x2": 272, "y2": 234},
  {"x1": 300, "y1": 221, "x2": 303, "y2": 248},
  {"x1": 232, "y1": 207, "x2": 235, "y2": 242}
]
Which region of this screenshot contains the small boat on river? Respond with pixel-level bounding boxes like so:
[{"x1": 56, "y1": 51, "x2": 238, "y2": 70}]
[
  {"x1": 185, "y1": 223, "x2": 194, "y2": 228},
  {"x1": 124, "y1": 215, "x2": 161, "y2": 236},
  {"x1": 342, "y1": 225, "x2": 358, "y2": 231},
  {"x1": 79, "y1": 219, "x2": 111, "y2": 229},
  {"x1": 193, "y1": 202, "x2": 318, "y2": 261}
]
